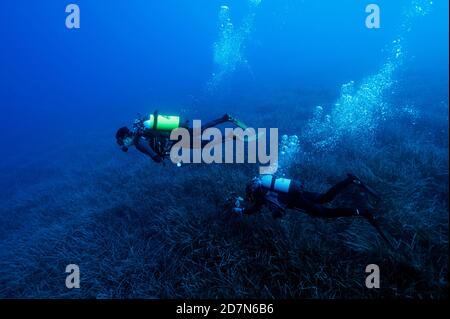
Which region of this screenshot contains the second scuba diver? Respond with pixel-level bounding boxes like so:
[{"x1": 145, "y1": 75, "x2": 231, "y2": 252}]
[{"x1": 228, "y1": 173, "x2": 392, "y2": 245}]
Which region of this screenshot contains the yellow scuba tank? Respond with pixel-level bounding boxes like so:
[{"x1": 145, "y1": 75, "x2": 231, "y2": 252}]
[{"x1": 143, "y1": 113, "x2": 180, "y2": 131}]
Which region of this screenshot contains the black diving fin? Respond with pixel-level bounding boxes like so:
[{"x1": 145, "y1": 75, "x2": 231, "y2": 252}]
[
  {"x1": 228, "y1": 116, "x2": 264, "y2": 142},
  {"x1": 348, "y1": 173, "x2": 381, "y2": 200}
]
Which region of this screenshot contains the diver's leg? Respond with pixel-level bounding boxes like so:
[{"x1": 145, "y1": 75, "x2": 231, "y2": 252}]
[
  {"x1": 199, "y1": 114, "x2": 248, "y2": 146},
  {"x1": 184, "y1": 115, "x2": 232, "y2": 148},
  {"x1": 184, "y1": 115, "x2": 229, "y2": 144},
  {"x1": 199, "y1": 114, "x2": 257, "y2": 147},
  {"x1": 202, "y1": 114, "x2": 233, "y2": 130},
  {"x1": 183, "y1": 115, "x2": 230, "y2": 136},
  {"x1": 294, "y1": 189, "x2": 374, "y2": 218},
  {"x1": 199, "y1": 131, "x2": 232, "y2": 147},
  {"x1": 202, "y1": 114, "x2": 249, "y2": 130},
  {"x1": 302, "y1": 202, "x2": 359, "y2": 218},
  {"x1": 314, "y1": 176, "x2": 354, "y2": 204},
  {"x1": 292, "y1": 189, "x2": 356, "y2": 217},
  {"x1": 300, "y1": 202, "x2": 391, "y2": 245},
  {"x1": 347, "y1": 173, "x2": 381, "y2": 200}
]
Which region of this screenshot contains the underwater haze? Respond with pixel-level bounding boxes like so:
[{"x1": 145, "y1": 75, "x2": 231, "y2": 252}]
[{"x1": 0, "y1": 0, "x2": 448, "y2": 298}]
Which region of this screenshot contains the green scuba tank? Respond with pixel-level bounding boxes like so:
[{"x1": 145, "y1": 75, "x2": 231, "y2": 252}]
[{"x1": 143, "y1": 113, "x2": 180, "y2": 131}]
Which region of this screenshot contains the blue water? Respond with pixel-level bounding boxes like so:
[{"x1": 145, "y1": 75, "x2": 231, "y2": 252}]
[{"x1": 0, "y1": 0, "x2": 448, "y2": 298}]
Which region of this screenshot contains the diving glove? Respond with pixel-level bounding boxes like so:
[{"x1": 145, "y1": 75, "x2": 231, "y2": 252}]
[
  {"x1": 232, "y1": 196, "x2": 244, "y2": 216},
  {"x1": 232, "y1": 207, "x2": 244, "y2": 216}
]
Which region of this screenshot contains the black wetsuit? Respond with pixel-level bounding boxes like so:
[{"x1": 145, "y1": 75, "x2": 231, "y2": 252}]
[{"x1": 244, "y1": 175, "x2": 364, "y2": 219}]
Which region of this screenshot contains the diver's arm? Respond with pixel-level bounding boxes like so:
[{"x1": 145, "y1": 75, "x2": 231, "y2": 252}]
[
  {"x1": 242, "y1": 202, "x2": 264, "y2": 215},
  {"x1": 135, "y1": 136, "x2": 164, "y2": 163},
  {"x1": 236, "y1": 195, "x2": 285, "y2": 218}
]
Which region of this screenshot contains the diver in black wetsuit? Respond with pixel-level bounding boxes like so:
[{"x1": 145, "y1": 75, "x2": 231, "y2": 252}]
[
  {"x1": 230, "y1": 173, "x2": 391, "y2": 244},
  {"x1": 115, "y1": 111, "x2": 248, "y2": 164}
]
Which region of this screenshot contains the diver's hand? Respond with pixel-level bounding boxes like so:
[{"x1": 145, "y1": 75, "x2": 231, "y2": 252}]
[
  {"x1": 224, "y1": 193, "x2": 244, "y2": 213},
  {"x1": 232, "y1": 207, "x2": 244, "y2": 216},
  {"x1": 233, "y1": 196, "x2": 244, "y2": 208},
  {"x1": 231, "y1": 196, "x2": 244, "y2": 216}
]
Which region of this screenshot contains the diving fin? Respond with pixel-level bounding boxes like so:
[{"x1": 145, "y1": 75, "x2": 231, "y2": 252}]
[
  {"x1": 358, "y1": 209, "x2": 393, "y2": 248},
  {"x1": 366, "y1": 215, "x2": 394, "y2": 249},
  {"x1": 231, "y1": 118, "x2": 248, "y2": 130},
  {"x1": 227, "y1": 115, "x2": 263, "y2": 142},
  {"x1": 348, "y1": 173, "x2": 381, "y2": 200}
]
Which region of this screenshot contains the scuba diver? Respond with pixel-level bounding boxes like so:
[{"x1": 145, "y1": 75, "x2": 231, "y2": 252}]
[
  {"x1": 228, "y1": 173, "x2": 392, "y2": 245},
  {"x1": 115, "y1": 110, "x2": 250, "y2": 164}
]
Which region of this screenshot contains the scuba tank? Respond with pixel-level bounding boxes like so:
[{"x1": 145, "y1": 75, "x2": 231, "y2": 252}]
[
  {"x1": 260, "y1": 175, "x2": 291, "y2": 193},
  {"x1": 143, "y1": 111, "x2": 180, "y2": 131}
]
